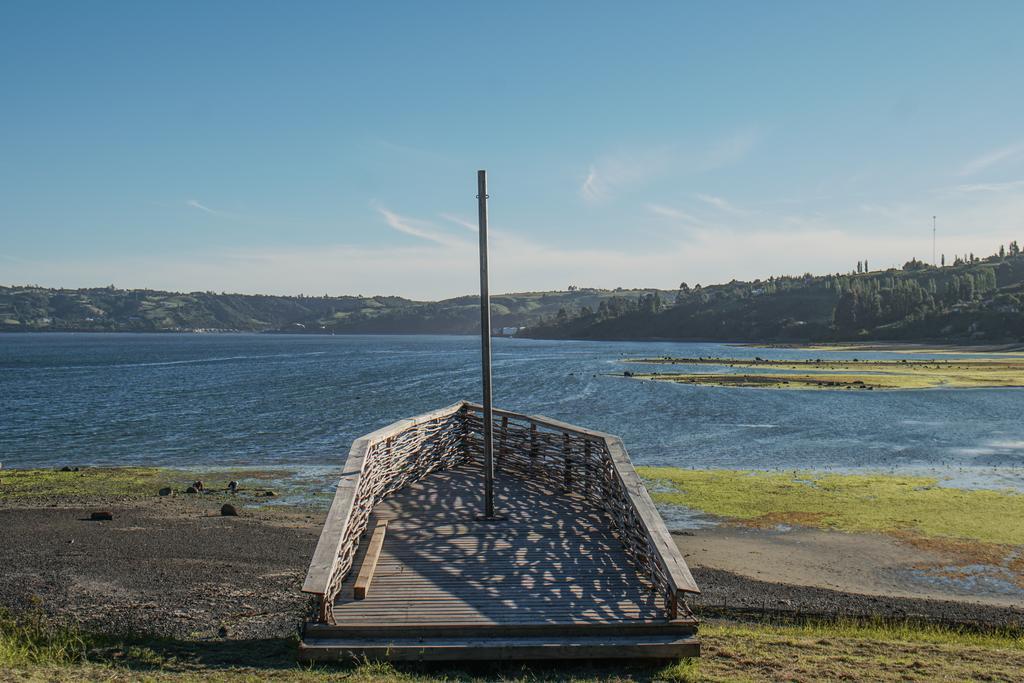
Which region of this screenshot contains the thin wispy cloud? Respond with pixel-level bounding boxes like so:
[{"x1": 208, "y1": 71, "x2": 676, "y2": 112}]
[
  {"x1": 368, "y1": 137, "x2": 456, "y2": 164},
  {"x1": 12, "y1": 192, "x2": 1023, "y2": 298},
  {"x1": 953, "y1": 179, "x2": 1024, "y2": 193},
  {"x1": 581, "y1": 130, "x2": 757, "y2": 204},
  {"x1": 960, "y1": 141, "x2": 1024, "y2": 177},
  {"x1": 439, "y1": 212, "x2": 529, "y2": 251},
  {"x1": 14, "y1": 220, "x2": 995, "y2": 300},
  {"x1": 439, "y1": 213, "x2": 478, "y2": 232},
  {"x1": 702, "y1": 128, "x2": 758, "y2": 171},
  {"x1": 185, "y1": 199, "x2": 237, "y2": 219},
  {"x1": 646, "y1": 203, "x2": 701, "y2": 224},
  {"x1": 580, "y1": 148, "x2": 671, "y2": 203},
  {"x1": 581, "y1": 165, "x2": 604, "y2": 202},
  {"x1": 695, "y1": 193, "x2": 748, "y2": 215},
  {"x1": 376, "y1": 205, "x2": 469, "y2": 248}
]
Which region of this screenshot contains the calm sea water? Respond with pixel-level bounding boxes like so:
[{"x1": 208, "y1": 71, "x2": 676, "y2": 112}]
[{"x1": 2, "y1": 333, "x2": 1022, "y2": 491}]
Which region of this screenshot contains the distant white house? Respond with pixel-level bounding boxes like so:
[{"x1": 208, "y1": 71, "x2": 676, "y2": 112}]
[{"x1": 498, "y1": 326, "x2": 519, "y2": 336}]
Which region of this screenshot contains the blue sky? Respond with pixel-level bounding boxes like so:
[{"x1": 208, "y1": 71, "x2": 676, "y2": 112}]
[{"x1": 2, "y1": 1, "x2": 1024, "y2": 298}]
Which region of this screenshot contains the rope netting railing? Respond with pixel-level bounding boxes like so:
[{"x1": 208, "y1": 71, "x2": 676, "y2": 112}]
[
  {"x1": 303, "y1": 403, "x2": 467, "y2": 622},
  {"x1": 303, "y1": 401, "x2": 697, "y2": 624},
  {"x1": 462, "y1": 403, "x2": 690, "y2": 619}
]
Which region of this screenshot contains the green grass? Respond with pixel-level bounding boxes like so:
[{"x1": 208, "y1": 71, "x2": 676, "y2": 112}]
[
  {"x1": 0, "y1": 609, "x2": 696, "y2": 681},
  {"x1": 695, "y1": 618, "x2": 1024, "y2": 682},
  {"x1": 2, "y1": 610, "x2": 1022, "y2": 682},
  {"x1": 0, "y1": 467, "x2": 313, "y2": 506},
  {"x1": 732, "y1": 617, "x2": 1024, "y2": 651},
  {"x1": 637, "y1": 468, "x2": 1024, "y2": 546},
  {"x1": 0, "y1": 611, "x2": 88, "y2": 667},
  {"x1": 0, "y1": 467, "x2": 173, "y2": 501}
]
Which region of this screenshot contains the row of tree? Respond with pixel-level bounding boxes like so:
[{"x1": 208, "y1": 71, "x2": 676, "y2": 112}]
[{"x1": 526, "y1": 242, "x2": 1024, "y2": 341}]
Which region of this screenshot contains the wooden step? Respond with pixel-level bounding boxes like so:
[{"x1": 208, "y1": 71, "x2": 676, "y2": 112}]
[
  {"x1": 299, "y1": 632, "x2": 700, "y2": 662},
  {"x1": 305, "y1": 620, "x2": 697, "y2": 640}
]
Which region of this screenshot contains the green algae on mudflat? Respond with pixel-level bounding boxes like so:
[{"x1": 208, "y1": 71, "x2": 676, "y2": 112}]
[
  {"x1": 747, "y1": 342, "x2": 1024, "y2": 355},
  {"x1": 638, "y1": 467, "x2": 1024, "y2": 546},
  {"x1": 0, "y1": 467, "x2": 172, "y2": 500},
  {"x1": 625, "y1": 356, "x2": 1024, "y2": 390},
  {"x1": 0, "y1": 467, "x2": 309, "y2": 503}
]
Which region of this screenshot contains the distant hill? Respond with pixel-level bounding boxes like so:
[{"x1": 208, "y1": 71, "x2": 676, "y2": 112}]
[
  {"x1": 521, "y1": 244, "x2": 1024, "y2": 344},
  {"x1": 4, "y1": 243, "x2": 1023, "y2": 343},
  {"x1": 0, "y1": 285, "x2": 670, "y2": 335}
]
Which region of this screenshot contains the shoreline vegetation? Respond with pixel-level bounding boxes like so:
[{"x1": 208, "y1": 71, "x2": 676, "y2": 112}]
[
  {"x1": 3, "y1": 466, "x2": 1024, "y2": 680},
  {"x1": 623, "y1": 354, "x2": 1024, "y2": 390}
]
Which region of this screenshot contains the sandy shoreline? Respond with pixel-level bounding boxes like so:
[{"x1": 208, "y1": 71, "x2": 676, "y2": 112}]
[{"x1": 678, "y1": 525, "x2": 1023, "y2": 611}]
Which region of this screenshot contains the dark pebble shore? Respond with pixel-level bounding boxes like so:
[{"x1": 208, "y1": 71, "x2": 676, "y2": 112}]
[
  {"x1": 1, "y1": 498, "x2": 1021, "y2": 642},
  {"x1": 0, "y1": 499, "x2": 321, "y2": 640}
]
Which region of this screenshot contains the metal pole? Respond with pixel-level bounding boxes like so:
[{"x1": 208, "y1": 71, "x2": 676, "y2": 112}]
[{"x1": 477, "y1": 169, "x2": 496, "y2": 519}]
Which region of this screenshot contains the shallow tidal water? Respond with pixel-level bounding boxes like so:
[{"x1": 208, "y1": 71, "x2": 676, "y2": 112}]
[{"x1": 2, "y1": 333, "x2": 1023, "y2": 493}]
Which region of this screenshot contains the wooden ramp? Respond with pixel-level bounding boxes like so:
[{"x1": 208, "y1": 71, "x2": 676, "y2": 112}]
[{"x1": 301, "y1": 402, "x2": 699, "y2": 661}]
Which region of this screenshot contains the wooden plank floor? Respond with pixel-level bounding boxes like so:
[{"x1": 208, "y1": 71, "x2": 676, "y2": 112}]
[{"x1": 331, "y1": 462, "x2": 666, "y2": 626}]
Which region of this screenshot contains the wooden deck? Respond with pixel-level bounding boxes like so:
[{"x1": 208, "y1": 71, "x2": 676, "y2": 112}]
[
  {"x1": 330, "y1": 463, "x2": 666, "y2": 626},
  {"x1": 300, "y1": 402, "x2": 699, "y2": 661}
]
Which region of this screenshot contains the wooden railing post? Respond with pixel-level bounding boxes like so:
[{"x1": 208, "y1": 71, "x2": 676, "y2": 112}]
[
  {"x1": 459, "y1": 405, "x2": 470, "y2": 462},
  {"x1": 317, "y1": 596, "x2": 330, "y2": 623},
  {"x1": 583, "y1": 440, "x2": 591, "y2": 498},
  {"x1": 529, "y1": 422, "x2": 538, "y2": 471},
  {"x1": 498, "y1": 415, "x2": 508, "y2": 473},
  {"x1": 562, "y1": 432, "x2": 572, "y2": 491}
]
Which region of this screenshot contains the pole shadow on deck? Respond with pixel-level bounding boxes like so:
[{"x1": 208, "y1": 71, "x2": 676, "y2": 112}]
[{"x1": 298, "y1": 173, "x2": 700, "y2": 662}]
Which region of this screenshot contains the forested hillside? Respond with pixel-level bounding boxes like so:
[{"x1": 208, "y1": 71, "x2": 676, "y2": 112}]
[
  {"x1": 522, "y1": 243, "x2": 1024, "y2": 343},
  {"x1": 0, "y1": 286, "x2": 665, "y2": 335},
  {"x1": 5, "y1": 243, "x2": 1023, "y2": 342}
]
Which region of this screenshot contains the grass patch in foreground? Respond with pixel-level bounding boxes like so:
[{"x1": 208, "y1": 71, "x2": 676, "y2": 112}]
[
  {"x1": 2, "y1": 611, "x2": 1023, "y2": 682},
  {"x1": 697, "y1": 618, "x2": 1024, "y2": 682},
  {"x1": 0, "y1": 611, "x2": 88, "y2": 668},
  {"x1": 637, "y1": 468, "x2": 1024, "y2": 547}
]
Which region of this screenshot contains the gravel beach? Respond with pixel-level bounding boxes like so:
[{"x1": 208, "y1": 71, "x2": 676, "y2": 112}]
[
  {"x1": 0, "y1": 497, "x2": 321, "y2": 640},
  {"x1": 1, "y1": 490, "x2": 1022, "y2": 640}
]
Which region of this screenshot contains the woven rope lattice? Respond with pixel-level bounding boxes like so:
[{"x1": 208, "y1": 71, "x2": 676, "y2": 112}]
[{"x1": 316, "y1": 404, "x2": 680, "y2": 623}]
